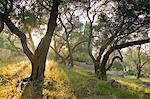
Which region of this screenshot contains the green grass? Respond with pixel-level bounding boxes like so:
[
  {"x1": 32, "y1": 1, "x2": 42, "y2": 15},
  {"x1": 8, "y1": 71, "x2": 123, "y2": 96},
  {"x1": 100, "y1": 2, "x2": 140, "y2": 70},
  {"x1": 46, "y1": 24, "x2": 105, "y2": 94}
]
[
  {"x1": 110, "y1": 75, "x2": 150, "y2": 94},
  {"x1": 63, "y1": 67, "x2": 150, "y2": 99},
  {"x1": 0, "y1": 60, "x2": 150, "y2": 98},
  {"x1": 0, "y1": 56, "x2": 27, "y2": 66}
]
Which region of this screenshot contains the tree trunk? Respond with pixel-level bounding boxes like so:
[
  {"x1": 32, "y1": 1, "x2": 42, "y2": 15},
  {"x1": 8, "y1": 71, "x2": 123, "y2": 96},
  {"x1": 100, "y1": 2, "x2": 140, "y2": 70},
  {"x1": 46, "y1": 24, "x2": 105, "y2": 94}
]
[
  {"x1": 94, "y1": 61, "x2": 99, "y2": 76},
  {"x1": 30, "y1": 61, "x2": 38, "y2": 80},
  {"x1": 28, "y1": 32, "x2": 35, "y2": 52},
  {"x1": 30, "y1": 59, "x2": 46, "y2": 81},
  {"x1": 137, "y1": 69, "x2": 141, "y2": 79},
  {"x1": 97, "y1": 67, "x2": 107, "y2": 81},
  {"x1": 53, "y1": 37, "x2": 59, "y2": 60},
  {"x1": 67, "y1": 41, "x2": 74, "y2": 67},
  {"x1": 30, "y1": 37, "x2": 51, "y2": 81},
  {"x1": 95, "y1": 61, "x2": 107, "y2": 80},
  {"x1": 94, "y1": 61, "x2": 107, "y2": 80},
  {"x1": 68, "y1": 51, "x2": 74, "y2": 67},
  {"x1": 37, "y1": 60, "x2": 46, "y2": 80},
  {"x1": 1, "y1": 0, "x2": 61, "y2": 83},
  {"x1": 29, "y1": 0, "x2": 60, "y2": 81}
]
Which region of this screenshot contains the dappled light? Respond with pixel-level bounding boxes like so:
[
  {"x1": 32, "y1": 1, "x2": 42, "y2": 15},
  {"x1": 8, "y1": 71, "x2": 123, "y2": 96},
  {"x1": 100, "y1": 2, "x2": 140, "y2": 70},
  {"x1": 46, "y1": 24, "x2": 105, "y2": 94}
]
[
  {"x1": 43, "y1": 60, "x2": 73, "y2": 98},
  {"x1": 113, "y1": 76, "x2": 150, "y2": 94},
  {"x1": 0, "y1": 60, "x2": 74, "y2": 98},
  {"x1": 0, "y1": 0, "x2": 150, "y2": 98},
  {"x1": 0, "y1": 60, "x2": 149, "y2": 98},
  {"x1": 0, "y1": 61, "x2": 31, "y2": 98}
]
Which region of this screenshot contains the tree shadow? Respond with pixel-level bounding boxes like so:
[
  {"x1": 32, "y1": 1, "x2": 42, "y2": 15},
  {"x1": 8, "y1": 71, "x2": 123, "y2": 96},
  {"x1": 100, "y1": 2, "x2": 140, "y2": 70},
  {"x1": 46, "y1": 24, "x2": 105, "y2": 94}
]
[{"x1": 20, "y1": 79, "x2": 44, "y2": 99}]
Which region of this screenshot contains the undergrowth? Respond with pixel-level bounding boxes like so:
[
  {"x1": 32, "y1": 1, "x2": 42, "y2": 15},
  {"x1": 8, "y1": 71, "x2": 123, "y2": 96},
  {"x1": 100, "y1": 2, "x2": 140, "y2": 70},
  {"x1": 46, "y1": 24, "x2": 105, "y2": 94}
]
[{"x1": 0, "y1": 60, "x2": 149, "y2": 99}]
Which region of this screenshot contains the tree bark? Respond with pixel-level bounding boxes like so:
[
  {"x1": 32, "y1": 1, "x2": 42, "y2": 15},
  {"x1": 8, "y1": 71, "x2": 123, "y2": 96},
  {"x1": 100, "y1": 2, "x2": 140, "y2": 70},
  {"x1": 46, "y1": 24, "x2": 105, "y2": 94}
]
[
  {"x1": 30, "y1": 36, "x2": 55, "y2": 81},
  {"x1": 94, "y1": 61, "x2": 99, "y2": 75},
  {"x1": 0, "y1": 0, "x2": 61, "y2": 81},
  {"x1": 95, "y1": 39, "x2": 150, "y2": 81},
  {"x1": 67, "y1": 41, "x2": 74, "y2": 67},
  {"x1": 30, "y1": 0, "x2": 60, "y2": 81},
  {"x1": 30, "y1": 61, "x2": 39, "y2": 80},
  {"x1": 30, "y1": 57, "x2": 46, "y2": 80},
  {"x1": 97, "y1": 66, "x2": 107, "y2": 80},
  {"x1": 137, "y1": 69, "x2": 141, "y2": 79},
  {"x1": 58, "y1": 14, "x2": 74, "y2": 67},
  {"x1": 53, "y1": 37, "x2": 59, "y2": 60},
  {"x1": 93, "y1": 61, "x2": 107, "y2": 80},
  {"x1": 28, "y1": 32, "x2": 35, "y2": 52}
]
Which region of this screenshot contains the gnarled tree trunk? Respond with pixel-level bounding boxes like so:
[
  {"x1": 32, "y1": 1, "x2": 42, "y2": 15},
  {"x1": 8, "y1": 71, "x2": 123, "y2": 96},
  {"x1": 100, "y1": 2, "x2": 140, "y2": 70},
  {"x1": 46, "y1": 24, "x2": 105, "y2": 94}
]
[
  {"x1": 67, "y1": 42, "x2": 74, "y2": 67},
  {"x1": 137, "y1": 69, "x2": 141, "y2": 79},
  {"x1": 1, "y1": 0, "x2": 61, "y2": 81},
  {"x1": 94, "y1": 62, "x2": 107, "y2": 81},
  {"x1": 30, "y1": 55, "x2": 47, "y2": 81},
  {"x1": 97, "y1": 68, "x2": 107, "y2": 80},
  {"x1": 94, "y1": 61, "x2": 99, "y2": 76}
]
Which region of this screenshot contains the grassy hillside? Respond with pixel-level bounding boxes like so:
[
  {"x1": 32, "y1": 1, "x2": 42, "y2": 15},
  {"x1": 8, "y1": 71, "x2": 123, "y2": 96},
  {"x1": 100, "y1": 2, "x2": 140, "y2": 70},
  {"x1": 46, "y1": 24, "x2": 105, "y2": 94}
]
[
  {"x1": 0, "y1": 60, "x2": 150, "y2": 99},
  {"x1": 63, "y1": 67, "x2": 150, "y2": 99}
]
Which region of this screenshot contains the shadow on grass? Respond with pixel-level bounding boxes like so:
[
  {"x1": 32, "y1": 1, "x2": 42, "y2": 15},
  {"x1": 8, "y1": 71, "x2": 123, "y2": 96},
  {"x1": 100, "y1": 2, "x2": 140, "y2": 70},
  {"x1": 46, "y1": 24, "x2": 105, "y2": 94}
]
[
  {"x1": 141, "y1": 82, "x2": 150, "y2": 86},
  {"x1": 138, "y1": 79, "x2": 150, "y2": 86},
  {"x1": 63, "y1": 67, "x2": 150, "y2": 99},
  {"x1": 20, "y1": 79, "x2": 44, "y2": 99}
]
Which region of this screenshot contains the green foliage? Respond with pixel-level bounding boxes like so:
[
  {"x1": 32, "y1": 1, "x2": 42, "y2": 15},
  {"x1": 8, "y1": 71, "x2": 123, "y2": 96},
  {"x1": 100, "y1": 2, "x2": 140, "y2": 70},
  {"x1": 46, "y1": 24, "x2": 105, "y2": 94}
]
[
  {"x1": 0, "y1": 59, "x2": 149, "y2": 98},
  {"x1": 48, "y1": 49, "x2": 55, "y2": 58},
  {"x1": 123, "y1": 47, "x2": 150, "y2": 77},
  {"x1": 63, "y1": 67, "x2": 149, "y2": 98},
  {"x1": 73, "y1": 51, "x2": 92, "y2": 64},
  {"x1": 0, "y1": 56, "x2": 27, "y2": 66},
  {"x1": 111, "y1": 75, "x2": 150, "y2": 94},
  {"x1": 126, "y1": 70, "x2": 136, "y2": 76},
  {"x1": 112, "y1": 60, "x2": 124, "y2": 70},
  {"x1": 0, "y1": 36, "x2": 13, "y2": 50}
]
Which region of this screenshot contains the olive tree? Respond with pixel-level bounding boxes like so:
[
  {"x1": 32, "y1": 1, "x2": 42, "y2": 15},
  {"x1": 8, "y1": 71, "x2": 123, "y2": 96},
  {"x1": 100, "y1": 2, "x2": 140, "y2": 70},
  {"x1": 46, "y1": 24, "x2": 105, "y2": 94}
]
[
  {"x1": 0, "y1": 0, "x2": 61, "y2": 81},
  {"x1": 85, "y1": 0, "x2": 150, "y2": 80}
]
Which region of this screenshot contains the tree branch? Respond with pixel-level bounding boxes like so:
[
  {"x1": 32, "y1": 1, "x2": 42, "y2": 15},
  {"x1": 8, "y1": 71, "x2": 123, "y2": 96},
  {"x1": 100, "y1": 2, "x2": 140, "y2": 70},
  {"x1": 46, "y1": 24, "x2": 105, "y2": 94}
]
[
  {"x1": 106, "y1": 55, "x2": 123, "y2": 71},
  {"x1": 140, "y1": 62, "x2": 147, "y2": 68},
  {"x1": 37, "y1": 0, "x2": 52, "y2": 11},
  {"x1": 58, "y1": 15, "x2": 68, "y2": 36},
  {"x1": 34, "y1": 0, "x2": 61, "y2": 57},
  {"x1": 7, "y1": 35, "x2": 23, "y2": 55},
  {"x1": 1, "y1": 14, "x2": 34, "y2": 61},
  {"x1": 101, "y1": 38, "x2": 150, "y2": 70},
  {"x1": 86, "y1": 0, "x2": 96, "y2": 62},
  {"x1": 114, "y1": 38, "x2": 150, "y2": 50},
  {"x1": 97, "y1": 35, "x2": 116, "y2": 62},
  {"x1": 55, "y1": 33, "x2": 66, "y2": 41},
  {"x1": 50, "y1": 45, "x2": 64, "y2": 61},
  {"x1": 72, "y1": 40, "x2": 87, "y2": 52}
]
